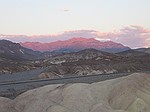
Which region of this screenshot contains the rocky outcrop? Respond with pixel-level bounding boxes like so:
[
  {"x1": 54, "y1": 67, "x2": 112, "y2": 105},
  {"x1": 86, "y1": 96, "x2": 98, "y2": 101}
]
[{"x1": 0, "y1": 73, "x2": 150, "y2": 112}]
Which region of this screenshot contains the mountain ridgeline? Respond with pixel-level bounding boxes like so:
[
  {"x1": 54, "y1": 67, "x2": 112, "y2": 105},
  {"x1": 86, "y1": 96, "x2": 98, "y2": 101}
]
[
  {"x1": 0, "y1": 39, "x2": 150, "y2": 76},
  {"x1": 20, "y1": 37, "x2": 130, "y2": 53}
]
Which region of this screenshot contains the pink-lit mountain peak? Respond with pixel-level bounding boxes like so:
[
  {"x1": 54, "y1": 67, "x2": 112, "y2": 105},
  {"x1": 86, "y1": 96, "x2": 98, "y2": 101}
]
[
  {"x1": 51, "y1": 37, "x2": 96, "y2": 44},
  {"x1": 20, "y1": 37, "x2": 130, "y2": 53}
]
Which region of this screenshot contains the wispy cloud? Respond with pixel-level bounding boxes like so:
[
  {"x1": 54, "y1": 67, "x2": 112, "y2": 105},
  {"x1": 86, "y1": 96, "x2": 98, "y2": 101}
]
[
  {"x1": 91, "y1": 25, "x2": 150, "y2": 48},
  {"x1": 111, "y1": 26, "x2": 150, "y2": 48},
  {"x1": 0, "y1": 26, "x2": 150, "y2": 48}
]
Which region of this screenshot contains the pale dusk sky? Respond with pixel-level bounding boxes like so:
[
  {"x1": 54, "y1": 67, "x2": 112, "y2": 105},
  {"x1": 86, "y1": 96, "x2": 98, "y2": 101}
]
[{"x1": 0, "y1": 0, "x2": 150, "y2": 48}]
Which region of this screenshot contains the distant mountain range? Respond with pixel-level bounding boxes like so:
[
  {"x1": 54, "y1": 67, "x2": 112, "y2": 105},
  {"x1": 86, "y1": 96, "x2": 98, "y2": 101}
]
[
  {"x1": 0, "y1": 39, "x2": 149, "y2": 62},
  {"x1": 0, "y1": 39, "x2": 150, "y2": 75},
  {"x1": 20, "y1": 37, "x2": 130, "y2": 53}
]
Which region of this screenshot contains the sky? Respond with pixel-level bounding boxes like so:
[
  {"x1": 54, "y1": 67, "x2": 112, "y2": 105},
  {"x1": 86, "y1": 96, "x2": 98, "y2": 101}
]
[{"x1": 0, "y1": 0, "x2": 150, "y2": 48}]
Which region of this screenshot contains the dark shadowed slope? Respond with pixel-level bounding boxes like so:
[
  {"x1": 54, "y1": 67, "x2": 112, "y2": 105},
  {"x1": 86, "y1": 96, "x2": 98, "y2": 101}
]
[
  {"x1": 0, "y1": 40, "x2": 44, "y2": 74},
  {"x1": 135, "y1": 47, "x2": 150, "y2": 54},
  {"x1": 116, "y1": 49, "x2": 150, "y2": 56},
  {"x1": 0, "y1": 40, "x2": 41, "y2": 61}
]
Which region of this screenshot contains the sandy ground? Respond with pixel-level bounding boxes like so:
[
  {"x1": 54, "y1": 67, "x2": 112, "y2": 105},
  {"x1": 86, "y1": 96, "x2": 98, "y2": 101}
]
[{"x1": 0, "y1": 73, "x2": 150, "y2": 112}]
